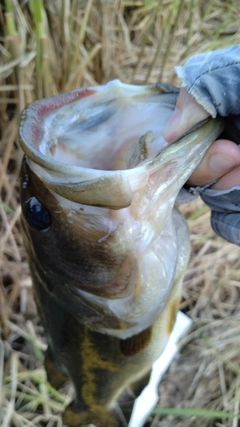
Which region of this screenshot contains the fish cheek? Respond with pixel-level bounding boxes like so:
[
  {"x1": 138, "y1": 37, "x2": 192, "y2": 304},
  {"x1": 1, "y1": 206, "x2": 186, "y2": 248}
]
[
  {"x1": 20, "y1": 160, "x2": 136, "y2": 299},
  {"x1": 50, "y1": 215, "x2": 138, "y2": 299}
]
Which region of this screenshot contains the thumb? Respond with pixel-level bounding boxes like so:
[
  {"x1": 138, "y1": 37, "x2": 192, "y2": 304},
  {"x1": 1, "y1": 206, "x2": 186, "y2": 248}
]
[{"x1": 163, "y1": 88, "x2": 209, "y2": 142}]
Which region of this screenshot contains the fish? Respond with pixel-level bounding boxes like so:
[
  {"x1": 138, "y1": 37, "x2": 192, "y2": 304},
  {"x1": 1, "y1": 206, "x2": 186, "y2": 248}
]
[{"x1": 19, "y1": 80, "x2": 224, "y2": 427}]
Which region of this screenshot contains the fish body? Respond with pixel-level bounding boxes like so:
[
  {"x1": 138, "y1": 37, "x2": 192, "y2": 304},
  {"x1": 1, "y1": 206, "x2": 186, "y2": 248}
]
[{"x1": 19, "y1": 80, "x2": 224, "y2": 426}]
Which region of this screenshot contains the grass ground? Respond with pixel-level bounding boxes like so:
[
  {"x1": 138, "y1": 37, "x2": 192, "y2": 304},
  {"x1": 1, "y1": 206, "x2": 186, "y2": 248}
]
[{"x1": 0, "y1": 1, "x2": 240, "y2": 426}]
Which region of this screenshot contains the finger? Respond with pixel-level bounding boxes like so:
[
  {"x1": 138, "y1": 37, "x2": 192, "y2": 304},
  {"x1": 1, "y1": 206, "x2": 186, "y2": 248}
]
[
  {"x1": 163, "y1": 88, "x2": 209, "y2": 142},
  {"x1": 212, "y1": 165, "x2": 240, "y2": 190},
  {"x1": 187, "y1": 139, "x2": 240, "y2": 187}
]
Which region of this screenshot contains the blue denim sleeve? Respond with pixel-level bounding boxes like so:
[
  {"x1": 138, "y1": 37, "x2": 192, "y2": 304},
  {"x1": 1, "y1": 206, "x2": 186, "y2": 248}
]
[
  {"x1": 175, "y1": 45, "x2": 240, "y2": 117},
  {"x1": 198, "y1": 186, "x2": 240, "y2": 246},
  {"x1": 176, "y1": 45, "x2": 240, "y2": 246}
]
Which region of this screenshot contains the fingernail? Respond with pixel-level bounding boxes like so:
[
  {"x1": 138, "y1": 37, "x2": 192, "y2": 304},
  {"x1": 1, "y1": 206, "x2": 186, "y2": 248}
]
[
  {"x1": 163, "y1": 109, "x2": 182, "y2": 141},
  {"x1": 209, "y1": 154, "x2": 237, "y2": 172}
]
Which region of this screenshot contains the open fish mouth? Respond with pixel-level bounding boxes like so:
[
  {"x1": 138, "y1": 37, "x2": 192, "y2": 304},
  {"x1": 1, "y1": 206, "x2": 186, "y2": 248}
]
[
  {"x1": 19, "y1": 80, "x2": 224, "y2": 338},
  {"x1": 19, "y1": 80, "x2": 223, "y2": 208},
  {"x1": 19, "y1": 80, "x2": 180, "y2": 208}
]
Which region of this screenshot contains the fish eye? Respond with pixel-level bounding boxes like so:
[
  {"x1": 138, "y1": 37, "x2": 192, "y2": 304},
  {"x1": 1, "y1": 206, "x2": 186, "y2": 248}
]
[{"x1": 24, "y1": 197, "x2": 51, "y2": 231}]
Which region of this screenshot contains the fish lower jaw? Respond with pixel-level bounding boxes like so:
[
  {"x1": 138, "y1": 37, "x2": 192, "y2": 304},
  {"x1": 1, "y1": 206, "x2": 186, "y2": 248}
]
[
  {"x1": 78, "y1": 287, "x2": 170, "y2": 340},
  {"x1": 99, "y1": 311, "x2": 162, "y2": 340}
]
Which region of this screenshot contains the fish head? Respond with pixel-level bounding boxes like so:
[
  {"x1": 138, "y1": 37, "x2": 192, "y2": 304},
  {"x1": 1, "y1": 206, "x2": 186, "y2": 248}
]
[{"x1": 19, "y1": 80, "x2": 224, "y2": 336}]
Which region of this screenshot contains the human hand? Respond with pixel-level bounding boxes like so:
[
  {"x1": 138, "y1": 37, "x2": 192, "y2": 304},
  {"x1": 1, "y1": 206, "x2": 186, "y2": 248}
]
[{"x1": 163, "y1": 88, "x2": 240, "y2": 190}]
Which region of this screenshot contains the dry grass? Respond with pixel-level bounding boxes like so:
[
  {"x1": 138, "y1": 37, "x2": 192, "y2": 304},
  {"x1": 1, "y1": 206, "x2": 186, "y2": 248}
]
[{"x1": 0, "y1": 1, "x2": 240, "y2": 426}]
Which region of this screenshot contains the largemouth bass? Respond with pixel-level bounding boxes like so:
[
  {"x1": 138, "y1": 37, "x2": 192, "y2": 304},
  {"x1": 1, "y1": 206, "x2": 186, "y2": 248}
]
[{"x1": 19, "y1": 80, "x2": 224, "y2": 427}]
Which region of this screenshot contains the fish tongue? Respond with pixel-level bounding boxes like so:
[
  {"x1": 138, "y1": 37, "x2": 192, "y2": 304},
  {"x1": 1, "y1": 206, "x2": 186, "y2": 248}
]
[{"x1": 126, "y1": 131, "x2": 154, "y2": 169}]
